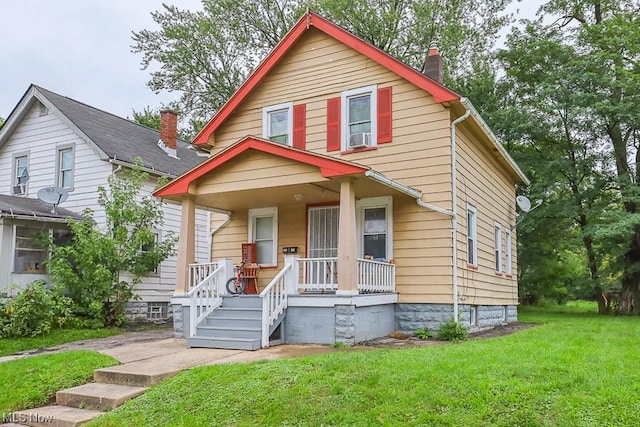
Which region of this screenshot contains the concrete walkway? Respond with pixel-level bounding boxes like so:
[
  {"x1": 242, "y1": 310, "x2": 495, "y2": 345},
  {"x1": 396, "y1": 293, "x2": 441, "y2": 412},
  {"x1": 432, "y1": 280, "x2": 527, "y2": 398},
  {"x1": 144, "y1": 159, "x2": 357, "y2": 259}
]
[{"x1": 3, "y1": 338, "x2": 337, "y2": 427}]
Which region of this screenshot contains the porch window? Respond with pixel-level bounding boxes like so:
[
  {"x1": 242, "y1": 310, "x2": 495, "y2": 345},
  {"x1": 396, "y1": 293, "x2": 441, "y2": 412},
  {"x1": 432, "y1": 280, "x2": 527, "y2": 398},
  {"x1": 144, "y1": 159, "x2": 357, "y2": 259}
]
[
  {"x1": 262, "y1": 102, "x2": 293, "y2": 146},
  {"x1": 466, "y1": 204, "x2": 478, "y2": 266},
  {"x1": 57, "y1": 145, "x2": 74, "y2": 189},
  {"x1": 505, "y1": 228, "x2": 512, "y2": 275},
  {"x1": 495, "y1": 223, "x2": 502, "y2": 273},
  {"x1": 13, "y1": 154, "x2": 29, "y2": 196},
  {"x1": 248, "y1": 207, "x2": 278, "y2": 266},
  {"x1": 14, "y1": 227, "x2": 72, "y2": 273},
  {"x1": 357, "y1": 196, "x2": 393, "y2": 261},
  {"x1": 341, "y1": 85, "x2": 377, "y2": 150}
]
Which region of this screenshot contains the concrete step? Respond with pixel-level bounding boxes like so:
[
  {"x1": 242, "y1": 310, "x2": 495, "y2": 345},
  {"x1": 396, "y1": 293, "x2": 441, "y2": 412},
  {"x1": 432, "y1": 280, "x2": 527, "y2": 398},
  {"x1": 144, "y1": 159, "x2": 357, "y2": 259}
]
[
  {"x1": 56, "y1": 382, "x2": 147, "y2": 410},
  {"x1": 196, "y1": 325, "x2": 262, "y2": 339},
  {"x1": 204, "y1": 316, "x2": 262, "y2": 328},
  {"x1": 7, "y1": 405, "x2": 102, "y2": 427},
  {"x1": 187, "y1": 336, "x2": 262, "y2": 351},
  {"x1": 213, "y1": 307, "x2": 262, "y2": 319},
  {"x1": 94, "y1": 365, "x2": 181, "y2": 387},
  {"x1": 221, "y1": 295, "x2": 262, "y2": 308}
]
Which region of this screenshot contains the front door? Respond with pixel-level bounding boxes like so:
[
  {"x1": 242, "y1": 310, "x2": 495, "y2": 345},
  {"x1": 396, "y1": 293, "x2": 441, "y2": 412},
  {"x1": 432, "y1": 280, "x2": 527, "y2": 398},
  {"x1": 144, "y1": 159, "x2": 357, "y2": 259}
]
[{"x1": 307, "y1": 206, "x2": 339, "y2": 287}]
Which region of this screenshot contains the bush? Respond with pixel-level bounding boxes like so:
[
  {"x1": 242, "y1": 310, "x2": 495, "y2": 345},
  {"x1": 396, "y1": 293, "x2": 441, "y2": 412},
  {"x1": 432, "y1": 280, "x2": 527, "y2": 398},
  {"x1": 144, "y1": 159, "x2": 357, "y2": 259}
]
[
  {"x1": 0, "y1": 281, "x2": 73, "y2": 338},
  {"x1": 438, "y1": 320, "x2": 468, "y2": 343},
  {"x1": 413, "y1": 326, "x2": 434, "y2": 340}
]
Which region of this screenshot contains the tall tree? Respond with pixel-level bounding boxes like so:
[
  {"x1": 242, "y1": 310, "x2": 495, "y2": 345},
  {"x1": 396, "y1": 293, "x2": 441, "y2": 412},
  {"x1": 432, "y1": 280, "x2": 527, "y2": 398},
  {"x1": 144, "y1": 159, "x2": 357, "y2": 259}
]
[{"x1": 132, "y1": 0, "x2": 512, "y2": 127}]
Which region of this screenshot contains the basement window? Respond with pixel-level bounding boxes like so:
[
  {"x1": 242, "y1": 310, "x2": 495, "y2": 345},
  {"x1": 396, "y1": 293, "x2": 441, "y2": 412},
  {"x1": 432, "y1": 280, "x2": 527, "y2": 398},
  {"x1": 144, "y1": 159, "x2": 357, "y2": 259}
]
[{"x1": 147, "y1": 302, "x2": 168, "y2": 320}]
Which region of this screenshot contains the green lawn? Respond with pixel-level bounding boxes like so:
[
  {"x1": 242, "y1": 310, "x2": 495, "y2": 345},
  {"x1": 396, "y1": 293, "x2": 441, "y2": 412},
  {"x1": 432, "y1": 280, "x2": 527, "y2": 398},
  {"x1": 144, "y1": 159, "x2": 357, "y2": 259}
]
[
  {"x1": 91, "y1": 302, "x2": 640, "y2": 426},
  {"x1": 0, "y1": 328, "x2": 120, "y2": 357},
  {"x1": 0, "y1": 350, "x2": 119, "y2": 413}
]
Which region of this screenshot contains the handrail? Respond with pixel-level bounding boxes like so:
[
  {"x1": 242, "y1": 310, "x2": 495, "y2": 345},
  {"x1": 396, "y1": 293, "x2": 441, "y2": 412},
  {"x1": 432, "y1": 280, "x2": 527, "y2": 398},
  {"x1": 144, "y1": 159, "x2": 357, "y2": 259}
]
[
  {"x1": 188, "y1": 261, "x2": 219, "y2": 291},
  {"x1": 259, "y1": 262, "x2": 292, "y2": 348},
  {"x1": 356, "y1": 258, "x2": 395, "y2": 293},
  {"x1": 187, "y1": 265, "x2": 224, "y2": 337},
  {"x1": 298, "y1": 257, "x2": 338, "y2": 292}
]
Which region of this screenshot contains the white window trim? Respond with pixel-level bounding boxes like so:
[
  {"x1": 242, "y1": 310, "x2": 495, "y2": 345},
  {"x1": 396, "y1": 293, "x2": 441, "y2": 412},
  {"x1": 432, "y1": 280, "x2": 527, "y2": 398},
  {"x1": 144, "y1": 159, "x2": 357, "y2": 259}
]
[
  {"x1": 466, "y1": 204, "x2": 478, "y2": 266},
  {"x1": 56, "y1": 143, "x2": 75, "y2": 190},
  {"x1": 341, "y1": 85, "x2": 377, "y2": 151},
  {"x1": 505, "y1": 228, "x2": 512, "y2": 275},
  {"x1": 141, "y1": 230, "x2": 161, "y2": 276},
  {"x1": 495, "y1": 222, "x2": 503, "y2": 273},
  {"x1": 262, "y1": 102, "x2": 293, "y2": 146},
  {"x1": 356, "y1": 196, "x2": 393, "y2": 260},
  {"x1": 248, "y1": 207, "x2": 278, "y2": 267},
  {"x1": 11, "y1": 152, "x2": 30, "y2": 196}
]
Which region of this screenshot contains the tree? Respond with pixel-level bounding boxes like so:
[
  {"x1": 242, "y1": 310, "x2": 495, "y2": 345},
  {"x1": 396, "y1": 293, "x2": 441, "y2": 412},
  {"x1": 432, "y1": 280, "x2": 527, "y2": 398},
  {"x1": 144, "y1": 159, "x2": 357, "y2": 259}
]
[
  {"x1": 47, "y1": 159, "x2": 177, "y2": 326},
  {"x1": 0, "y1": 117, "x2": 4, "y2": 129},
  {"x1": 131, "y1": 106, "x2": 161, "y2": 130},
  {"x1": 132, "y1": 0, "x2": 513, "y2": 127}
]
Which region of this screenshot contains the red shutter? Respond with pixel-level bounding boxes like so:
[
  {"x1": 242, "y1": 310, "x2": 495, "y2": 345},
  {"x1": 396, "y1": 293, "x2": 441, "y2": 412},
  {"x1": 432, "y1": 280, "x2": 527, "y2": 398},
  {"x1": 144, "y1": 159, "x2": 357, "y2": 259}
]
[
  {"x1": 377, "y1": 86, "x2": 392, "y2": 143},
  {"x1": 293, "y1": 104, "x2": 306, "y2": 150},
  {"x1": 326, "y1": 97, "x2": 341, "y2": 152}
]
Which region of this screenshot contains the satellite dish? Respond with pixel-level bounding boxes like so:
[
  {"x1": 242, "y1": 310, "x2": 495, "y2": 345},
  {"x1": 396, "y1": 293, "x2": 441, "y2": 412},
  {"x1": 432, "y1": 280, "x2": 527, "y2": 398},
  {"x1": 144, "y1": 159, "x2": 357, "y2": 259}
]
[
  {"x1": 516, "y1": 195, "x2": 532, "y2": 212},
  {"x1": 37, "y1": 187, "x2": 69, "y2": 214}
]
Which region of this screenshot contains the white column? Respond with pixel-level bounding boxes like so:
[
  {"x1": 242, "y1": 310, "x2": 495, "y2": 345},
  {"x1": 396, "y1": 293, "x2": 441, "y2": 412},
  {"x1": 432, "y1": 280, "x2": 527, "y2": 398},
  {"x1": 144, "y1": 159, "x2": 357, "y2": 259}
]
[
  {"x1": 337, "y1": 178, "x2": 358, "y2": 295},
  {"x1": 175, "y1": 195, "x2": 196, "y2": 294},
  {"x1": 284, "y1": 255, "x2": 300, "y2": 295}
]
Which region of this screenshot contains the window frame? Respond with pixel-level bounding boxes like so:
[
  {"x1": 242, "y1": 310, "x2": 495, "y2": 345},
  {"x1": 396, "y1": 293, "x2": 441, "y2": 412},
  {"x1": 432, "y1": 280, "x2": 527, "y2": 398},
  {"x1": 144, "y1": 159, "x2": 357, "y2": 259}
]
[
  {"x1": 11, "y1": 152, "x2": 30, "y2": 196},
  {"x1": 248, "y1": 207, "x2": 278, "y2": 267},
  {"x1": 466, "y1": 204, "x2": 478, "y2": 266},
  {"x1": 140, "y1": 230, "x2": 161, "y2": 276},
  {"x1": 262, "y1": 102, "x2": 293, "y2": 146},
  {"x1": 470, "y1": 306, "x2": 477, "y2": 326},
  {"x1": 495, "y1": 222, "x2": 503, "y2": 273},
  {"x1": 341, "y1": 85, "x2": 378, "y2": 151},
  {"x1": 356, "y1": 196, "x2": 393, "y2": 261},
  {"x1": 505, "y1": 227, "x2": 512, "y2": 276},
  {"x1": 56, "y1": 144, "x2": 75, "y2": 190}
]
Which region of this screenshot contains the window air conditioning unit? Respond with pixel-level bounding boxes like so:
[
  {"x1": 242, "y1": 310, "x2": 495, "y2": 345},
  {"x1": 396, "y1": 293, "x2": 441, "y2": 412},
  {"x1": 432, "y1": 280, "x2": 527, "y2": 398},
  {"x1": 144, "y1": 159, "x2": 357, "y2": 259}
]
[
  {"x1": 349, "y1": 133, "x2": 371, "y2": 148},
  {"x1": 13, "y1": 184, "x2": 25, "y2": 195}
]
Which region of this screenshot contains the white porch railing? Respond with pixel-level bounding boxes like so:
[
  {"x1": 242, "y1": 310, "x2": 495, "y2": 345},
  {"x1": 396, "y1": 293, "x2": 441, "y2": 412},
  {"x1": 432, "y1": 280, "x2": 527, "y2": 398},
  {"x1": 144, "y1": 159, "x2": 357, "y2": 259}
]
[
  {"x1": 297, "y1": 257, "x2": 338, "y2": 293},
  {"x1": 187, "y1": 263, "x2": 226, "y2": 338},
  {"x1": 260, "y1": 256, "x2": 297, "y2": 348},
  {"x1": 188, "y1": 261, "x2": 219, "y2": 291},
  {"x1": 357, "y1": 258, "x2": 396, "y2": 293}
]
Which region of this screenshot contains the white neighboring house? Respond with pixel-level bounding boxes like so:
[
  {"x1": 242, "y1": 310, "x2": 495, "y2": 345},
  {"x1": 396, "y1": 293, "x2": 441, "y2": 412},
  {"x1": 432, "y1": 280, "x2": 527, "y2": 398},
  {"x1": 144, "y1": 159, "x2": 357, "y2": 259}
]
[{"x1": 0, "y1": 84, "x2": 212, "y2": 321}]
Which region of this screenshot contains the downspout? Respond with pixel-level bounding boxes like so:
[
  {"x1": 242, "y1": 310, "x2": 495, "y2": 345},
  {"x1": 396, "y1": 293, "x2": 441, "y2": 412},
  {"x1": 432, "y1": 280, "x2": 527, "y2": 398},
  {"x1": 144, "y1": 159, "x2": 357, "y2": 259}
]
[
  {"x1": 450, "y1": 99, "x2": 471, "y2": 322},
  {"x1": 210, "y1": 212, "x2": 232, "y2": 259}
]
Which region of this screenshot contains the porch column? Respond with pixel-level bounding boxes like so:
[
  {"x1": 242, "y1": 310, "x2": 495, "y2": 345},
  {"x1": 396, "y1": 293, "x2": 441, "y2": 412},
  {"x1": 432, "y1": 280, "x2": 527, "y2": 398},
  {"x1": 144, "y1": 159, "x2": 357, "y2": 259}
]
[
  {"x1": 175, "y1": 195, "x2": 196, "y2": 294},
  {"x1": 337, "y1": 178, "x2": 358, "y2": 295}
]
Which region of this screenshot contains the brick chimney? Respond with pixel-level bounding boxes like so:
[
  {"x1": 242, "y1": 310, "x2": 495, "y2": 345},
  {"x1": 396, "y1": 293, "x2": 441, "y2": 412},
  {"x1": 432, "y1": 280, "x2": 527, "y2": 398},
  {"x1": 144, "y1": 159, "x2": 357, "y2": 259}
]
[
  {"x1": 423, "y1": 41, "x2": 443, "y2": 84},
  {"x1": 159, "y1": 109, "x2": 178, "y2": 158}
]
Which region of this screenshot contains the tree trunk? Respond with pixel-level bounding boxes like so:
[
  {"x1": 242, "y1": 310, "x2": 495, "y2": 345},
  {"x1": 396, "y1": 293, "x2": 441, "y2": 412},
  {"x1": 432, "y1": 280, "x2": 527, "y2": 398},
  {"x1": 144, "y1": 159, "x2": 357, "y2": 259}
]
[{"x1": 620, "y1": 230, "x2": 640, "y2": 313}]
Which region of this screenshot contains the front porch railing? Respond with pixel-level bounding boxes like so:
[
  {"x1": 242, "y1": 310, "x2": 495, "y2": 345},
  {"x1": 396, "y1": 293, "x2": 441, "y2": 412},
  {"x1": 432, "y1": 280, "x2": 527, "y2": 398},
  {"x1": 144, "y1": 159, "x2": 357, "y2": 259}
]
[
  {"x1": 187, "y1": 264, "x2": 225, "y2": 337},
  {"x1": 298, "y1": 257, "x2": 338, "y2": 293},
  {"x1": 188, "y1": 261, "x2": 219, "y2": 291},
  {"x1": 357, "y1": 258, "x2": 396, "y2": 293},
  {"x1": 260, "y1": 256, "x2": 297, "y2": 348}
]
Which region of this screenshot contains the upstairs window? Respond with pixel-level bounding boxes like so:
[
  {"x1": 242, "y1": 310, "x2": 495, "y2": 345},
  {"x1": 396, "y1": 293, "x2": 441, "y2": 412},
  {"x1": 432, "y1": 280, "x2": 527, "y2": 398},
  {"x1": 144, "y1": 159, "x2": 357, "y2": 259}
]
[
  {"x1": 341, "y1": 85, "x2": 377, "y2": 150},
  {"x1": 495, "y1": 223, "x2": 503, "y2": 273},
  {"x1": 467, "y1": 204, "x2": 478, "y2": 266},
  {"x1": 13, "y1": 154, "x2": 29, "y2": 196},
  {"x1": 263, "y1": 103, "x2": 293, "y2": 146},
  {"x1": 57, "y1": 146, "x2": 74, "y2": 189},
  {"x1": 505, "y1": 228, "x2": 512, "y2": 275}
]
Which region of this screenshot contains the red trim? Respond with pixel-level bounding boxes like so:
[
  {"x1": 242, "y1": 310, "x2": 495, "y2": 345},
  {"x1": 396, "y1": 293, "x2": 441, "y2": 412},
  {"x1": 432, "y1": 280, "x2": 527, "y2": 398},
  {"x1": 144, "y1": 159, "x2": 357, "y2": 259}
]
[
  {"x1": 193, "y1": 11, "x2": 459, "y2": 145},
  {"x1": 377, "y1": 86, "x2": 392, "y2": 143},
  {"x1": 293, "y1": 104, "x2": 306, "y2": 149},
  {"x1": 495, "y1": 272, "x2": 503, "y2": 276},
  {"x1": 326, "y1": 97, "x2": 341, "y2": 152},
  {"x1": 154, "y1": 137, "x2": 369, "y2": 197},
  {"x1": 505, "y1": 274, "x2": 513, "y2": 279},
  {"x1": 467, "y1": 264, "x2": 479, "y2": 270}
]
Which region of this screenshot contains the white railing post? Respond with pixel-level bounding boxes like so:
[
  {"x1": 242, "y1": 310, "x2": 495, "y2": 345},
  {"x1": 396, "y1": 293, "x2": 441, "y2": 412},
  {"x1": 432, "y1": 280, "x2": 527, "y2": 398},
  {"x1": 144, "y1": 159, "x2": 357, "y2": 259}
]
[
  {"x1": 284, "y1": 255, "x2": 299, "y2": 295},
  {"x1": 219, "y1": 258, "x2": 234, "y2": 295}
]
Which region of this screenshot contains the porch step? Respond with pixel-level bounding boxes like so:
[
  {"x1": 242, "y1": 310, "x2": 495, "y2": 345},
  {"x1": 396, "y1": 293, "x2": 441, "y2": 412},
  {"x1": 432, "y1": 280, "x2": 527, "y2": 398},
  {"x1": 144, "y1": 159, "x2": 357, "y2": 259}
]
[
  {"x1": 204, "y1": 316, "x2": 262, "y2": 328},
  {"x1": 187, "y1": 336, "x2": 262, "y2": 351},
  {"x1": 94, "y1": 365, "x2": 180, "y2": 387},
  {"x1": 56, "y1": 383, "x2": 147, "y2": 410},
  {"x1": 220, "y1": 295, "x2": 262, "y2": 308},
  {"x1": 196, "y1": 325, "x2": 261, "y2": 339},
  {"x1": 7, "y1": 405, "x2": 102, "y2": 427},
  {"x1": 214, "y1": 307, "x2": 262, "y2": 319}
]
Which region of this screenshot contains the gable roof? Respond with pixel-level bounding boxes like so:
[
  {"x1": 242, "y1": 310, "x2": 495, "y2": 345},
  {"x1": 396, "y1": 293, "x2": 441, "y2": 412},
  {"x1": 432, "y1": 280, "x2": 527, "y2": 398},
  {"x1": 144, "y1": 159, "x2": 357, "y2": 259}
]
[
  {"x1": 192, "y1": 10, "x2": 460, "y2": 146},
  {"x1": 154, "y1": 136, "x2": 369, "y2": 197},
  {"x1": 0, "y1": 85, "x2": 206, "y2": 177},
  {"x1": 0, "y1": 194, "x2": 83, "y2": 222}
]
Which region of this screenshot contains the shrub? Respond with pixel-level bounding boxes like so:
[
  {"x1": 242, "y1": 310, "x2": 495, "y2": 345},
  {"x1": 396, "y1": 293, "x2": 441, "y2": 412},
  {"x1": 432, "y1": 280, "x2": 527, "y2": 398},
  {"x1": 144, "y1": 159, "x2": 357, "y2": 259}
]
[
  {"x1": 0, "y1": 281, "x2": 73, "y2": 338},
  {"x1": 413, "y1": 326, "x2": 434, "y2": 340},
  {"x1": 438, "y1": 320, "x2": 468, "y2": 343}
]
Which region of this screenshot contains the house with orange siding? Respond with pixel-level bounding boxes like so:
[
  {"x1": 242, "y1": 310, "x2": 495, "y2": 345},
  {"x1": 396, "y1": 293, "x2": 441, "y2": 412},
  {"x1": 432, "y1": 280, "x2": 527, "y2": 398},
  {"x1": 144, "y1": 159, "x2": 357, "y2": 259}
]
[{"x1": 155, "y1": 11, "x2": 529, "y2": 350}]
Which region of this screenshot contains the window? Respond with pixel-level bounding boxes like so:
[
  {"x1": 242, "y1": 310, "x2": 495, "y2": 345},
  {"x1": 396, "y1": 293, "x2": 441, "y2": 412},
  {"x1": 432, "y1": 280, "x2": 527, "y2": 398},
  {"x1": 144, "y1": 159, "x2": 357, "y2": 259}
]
[
  {"x1": 341, "y1": 85, "x2": 377, "y2": 150},
  {"x1": 263, "y1": 103, "x2": 293, "y2": 145},
  {"x1": 13, "y1": 227, "x2": 70, "y2": 273},
  {"x1": 248, "y1": 207, "x2": 278, "y2": 266},
  {"x1": 467, "y1": 204, "x2": 478, "y2": 265},
  {"x1": 57, "y1": 146, "x2": 74, "y2": 188},
  {"x1": 470, "y1": 306, "x2": 477, "y2": 326},
  {"x1": 357, "y1": 196, "x2": 393, "y2": 261},
  {"x1": 147, "y1": 302, "x2": 168, "y2": 320},
  {"x1": 13, "y1": 154, "x2": 29, "y2": 195},
  {"x1": 39, "y1": 102, "x2": 48, "y2": 116},
  {"x1": 495, "y1": 223, "x2": 502, "y2": 273},
  {"x1": 505, "y1": 228, "x2": 512, "y2": 275},
  {"x1": 141, "y1": 232, "x2": 160, "y2": 275}
]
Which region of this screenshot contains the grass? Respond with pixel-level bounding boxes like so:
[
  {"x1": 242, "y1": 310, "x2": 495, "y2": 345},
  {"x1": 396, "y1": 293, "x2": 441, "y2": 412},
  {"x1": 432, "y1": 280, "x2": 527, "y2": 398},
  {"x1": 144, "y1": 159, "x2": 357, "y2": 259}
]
[
  {"x1": 0, "y1": 350, "x2": 119, "y2": 413},
  {"x1": 91, "y1": 301, "x2": 640, "y2": 427},
  {"x1": 0, "y1": 328, "x2": 121, "y2": 357}
]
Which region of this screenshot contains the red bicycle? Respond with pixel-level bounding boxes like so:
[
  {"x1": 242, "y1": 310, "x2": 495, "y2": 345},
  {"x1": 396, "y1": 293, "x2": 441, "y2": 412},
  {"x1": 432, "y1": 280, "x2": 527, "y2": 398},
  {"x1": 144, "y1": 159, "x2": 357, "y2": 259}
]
[{"x1": 226, "y1": 259, "x2": 247, "y2": 295}]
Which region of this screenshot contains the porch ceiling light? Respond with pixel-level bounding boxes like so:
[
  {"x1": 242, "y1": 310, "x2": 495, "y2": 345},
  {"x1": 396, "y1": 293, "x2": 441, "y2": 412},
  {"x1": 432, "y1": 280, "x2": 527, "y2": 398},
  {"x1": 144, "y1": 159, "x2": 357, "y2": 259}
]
[{"x1": 294, "y1": 193, "x2": 304, "y2": 201}]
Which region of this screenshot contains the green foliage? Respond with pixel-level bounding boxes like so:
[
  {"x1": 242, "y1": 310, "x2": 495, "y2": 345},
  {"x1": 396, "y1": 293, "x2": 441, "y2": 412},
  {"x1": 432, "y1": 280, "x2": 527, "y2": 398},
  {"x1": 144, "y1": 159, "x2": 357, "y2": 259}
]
[
  {"x1": 0, "y1": 327, "x2": 120, "y2": 357},
  {"x1": 46, "y1": 158, "x2": 176, "y2": 327},
  {"x1": 332, "y1": 342, "x2": 349, "y2": 348},
  {"x1": 131, "y1": 106, "x2": 161, "y2": 130},
  {"x1": 0, "y1": 350, "x2": 118, "y2": 413},
  {"x1": 437, "y1": 320, "x2": 468, "y2": 342},
  {"x1": 413, "y1": 326, "x2": 434, "y2": 340},
  {"x1": 0, "y1": 281, "x2": 72, "y2": 338}
]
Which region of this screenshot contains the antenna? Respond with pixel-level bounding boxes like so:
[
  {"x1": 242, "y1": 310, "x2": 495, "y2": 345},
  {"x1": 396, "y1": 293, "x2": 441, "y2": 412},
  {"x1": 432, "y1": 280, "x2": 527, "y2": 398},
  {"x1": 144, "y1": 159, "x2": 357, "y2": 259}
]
[
  {"x1": 512, "y1": 196, "x2": 542, "y2": 230},
  {"x1": 37, "y1": 187, "x2": 69, "y2": 214}
]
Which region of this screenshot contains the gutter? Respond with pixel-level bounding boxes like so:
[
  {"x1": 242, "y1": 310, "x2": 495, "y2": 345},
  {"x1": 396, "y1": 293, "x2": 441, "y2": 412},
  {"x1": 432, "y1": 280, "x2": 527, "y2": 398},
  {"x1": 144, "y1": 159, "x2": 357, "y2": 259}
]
[
  {"x1": 108, "y1": 158, "x2": 176, "y2": 179},
  {"x1": 0, "y1": 212, "x2": 75, "y2": 223}
]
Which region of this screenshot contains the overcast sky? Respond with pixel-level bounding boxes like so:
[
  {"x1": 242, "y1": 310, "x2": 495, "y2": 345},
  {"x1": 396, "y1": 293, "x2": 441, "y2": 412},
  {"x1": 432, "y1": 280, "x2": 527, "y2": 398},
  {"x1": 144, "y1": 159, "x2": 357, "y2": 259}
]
[{"x1": 0, "y1": 0, "x2": 541, "y2": 123}]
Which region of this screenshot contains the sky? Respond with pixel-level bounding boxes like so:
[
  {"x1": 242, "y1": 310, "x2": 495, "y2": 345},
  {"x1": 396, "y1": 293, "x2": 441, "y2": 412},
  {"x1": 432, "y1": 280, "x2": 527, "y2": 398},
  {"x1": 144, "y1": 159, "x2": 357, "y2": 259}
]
[{"x1": 0, "y1": 0, "x2": 542, "y2": 123}]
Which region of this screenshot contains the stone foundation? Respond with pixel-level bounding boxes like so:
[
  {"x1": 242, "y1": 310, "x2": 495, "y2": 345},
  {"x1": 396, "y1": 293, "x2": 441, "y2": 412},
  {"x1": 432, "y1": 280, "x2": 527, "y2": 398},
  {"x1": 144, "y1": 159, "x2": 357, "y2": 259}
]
[{"x1": 125, "y1": 301, "x2": 173, "y2": 322}]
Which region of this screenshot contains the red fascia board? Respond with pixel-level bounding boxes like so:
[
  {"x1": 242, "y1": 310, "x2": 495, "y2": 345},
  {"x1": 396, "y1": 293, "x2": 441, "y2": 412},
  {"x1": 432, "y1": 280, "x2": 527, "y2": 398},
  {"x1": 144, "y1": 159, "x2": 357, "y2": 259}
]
[
  {"x1": 193, "y1": 11, "x2": 460, "y2": 145},
  {"x1": 154, "y1": 138, "x2": 368, "y2": 197}
]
